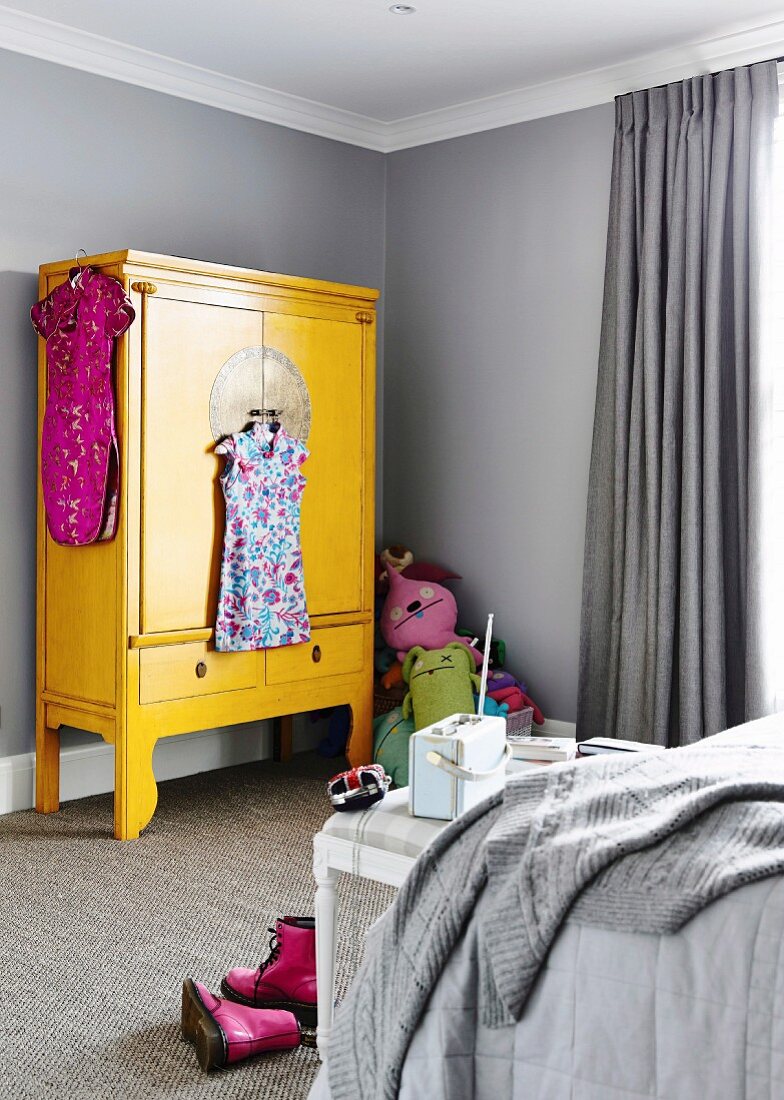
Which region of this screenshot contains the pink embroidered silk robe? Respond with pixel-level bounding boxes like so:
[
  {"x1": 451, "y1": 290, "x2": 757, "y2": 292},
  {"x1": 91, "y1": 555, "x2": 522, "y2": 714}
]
[{"x1": 31, "y1": 267, "x2": 135, "y2": 546}]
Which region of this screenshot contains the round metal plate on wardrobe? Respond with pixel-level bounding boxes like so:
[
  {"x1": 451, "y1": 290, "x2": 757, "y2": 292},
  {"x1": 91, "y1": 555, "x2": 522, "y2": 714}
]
[{"x1": 209, "y1": 345, "x2": 312, "y2": 443}]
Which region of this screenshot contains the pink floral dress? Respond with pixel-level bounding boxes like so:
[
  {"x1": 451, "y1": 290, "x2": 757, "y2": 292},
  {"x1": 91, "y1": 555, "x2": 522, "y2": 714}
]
[
  {"x1": 31, "y1": 267, "x2": 135, "y2": 546},
  {"x1": 215, "y1": 423, "x2": 310, "y2": 651}
]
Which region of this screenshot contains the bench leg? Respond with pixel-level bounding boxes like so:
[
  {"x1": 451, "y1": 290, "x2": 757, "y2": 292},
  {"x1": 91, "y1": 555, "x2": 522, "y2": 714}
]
[{"x1": 314, "y1": 843, "x2": 340, "y2": 1061}]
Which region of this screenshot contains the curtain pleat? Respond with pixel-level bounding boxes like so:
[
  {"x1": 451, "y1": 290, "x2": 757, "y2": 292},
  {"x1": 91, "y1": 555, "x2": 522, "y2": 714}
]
[{"x1": 577, "y1": 61, "x2": 779, "y2": 746}]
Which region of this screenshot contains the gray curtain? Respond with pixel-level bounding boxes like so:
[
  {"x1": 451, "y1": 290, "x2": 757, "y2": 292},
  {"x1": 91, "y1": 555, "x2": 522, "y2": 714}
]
[{"x1": 577, "y1": 62, "x2": 779, "y2": 747}]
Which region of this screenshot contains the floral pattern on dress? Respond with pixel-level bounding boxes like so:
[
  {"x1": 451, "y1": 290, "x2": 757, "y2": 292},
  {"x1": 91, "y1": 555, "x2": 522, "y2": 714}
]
[
  {"x1": 215, "y1": 422, "x2": 310, "y2": 651},
  {"x1": 31, "y1": 267, "x2": 135, "y2": 546}
]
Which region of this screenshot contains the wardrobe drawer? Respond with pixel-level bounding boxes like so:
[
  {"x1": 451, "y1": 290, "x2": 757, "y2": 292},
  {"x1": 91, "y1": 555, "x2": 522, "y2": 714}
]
[
  {"x1": 139, "y1": 643, "x2": 257, "y2": 704},
  {"x1": 266, "y1": 626, "x2": 365, "y2": 686}
]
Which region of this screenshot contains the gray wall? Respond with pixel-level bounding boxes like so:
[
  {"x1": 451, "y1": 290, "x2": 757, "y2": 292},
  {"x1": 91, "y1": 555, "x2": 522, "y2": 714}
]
[
  {"x1": 0, "y1": 50, "x2": 386, "y2": 759},
  {"x1": 383, "y1": 105, "x2": 614, "y2": 722},
  {"x1": 0, "y1": 49, "x2": 616, "y2": 756}
]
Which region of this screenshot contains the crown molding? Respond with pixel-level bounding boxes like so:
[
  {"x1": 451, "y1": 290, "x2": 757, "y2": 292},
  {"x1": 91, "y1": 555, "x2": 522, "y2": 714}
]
[
  {"x1": 0, "y1": 4, "x2": 783, "y2": 153},
  {"x1": 0, "y1": 4, "x2": 388, "y2": 150},
  {"x1": 383, "y1": 19, "x2": 784, "y2": 150}
]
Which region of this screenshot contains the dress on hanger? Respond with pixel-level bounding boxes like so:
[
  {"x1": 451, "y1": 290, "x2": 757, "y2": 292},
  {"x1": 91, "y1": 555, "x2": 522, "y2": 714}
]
[
  {"x1": 215, "y1": 422, "x2": 310, "y2": 652},
  {"x1": 31, "y1": 267, "x2": 135, "y2": 545}
]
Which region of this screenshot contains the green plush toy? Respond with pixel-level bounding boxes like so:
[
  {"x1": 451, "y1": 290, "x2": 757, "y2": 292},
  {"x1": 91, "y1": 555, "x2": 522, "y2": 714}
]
[
  {"x1": 373, "y1": 707, "x2": 416, "y2": 787},
  {"x1": 401, "y1": 643, "x2": 481, "y2": 731}
]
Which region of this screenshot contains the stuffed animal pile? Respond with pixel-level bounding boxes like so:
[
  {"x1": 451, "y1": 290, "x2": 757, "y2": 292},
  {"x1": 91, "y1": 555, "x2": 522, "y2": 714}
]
[
  {"x1": 483, "y1": 669, "x2": 544, "y2": 725},
  {"x1": 373, "y1": 709, "x2": 414, "y2": 787},
  {"x1": 368, "y1": 545, "x2": 545, "y2": 781},
  {"x1": 401, "y1": 643, "x2": 480, "y2": 730},
  {"x1": 380, "y1": 564, "x2": 483, "y2": 664}
]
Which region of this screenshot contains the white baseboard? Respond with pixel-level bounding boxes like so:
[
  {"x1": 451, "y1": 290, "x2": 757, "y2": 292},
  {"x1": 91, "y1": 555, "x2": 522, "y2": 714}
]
[
  {"x1": 0, "y1": 720, "x2": 297, "y2": 816},
  {"x1": 535, "y1": 718, "x2": 577, "y2": 738},
  {"x1": 0, "y1": 714, "x2": 576, "y2": 817}
]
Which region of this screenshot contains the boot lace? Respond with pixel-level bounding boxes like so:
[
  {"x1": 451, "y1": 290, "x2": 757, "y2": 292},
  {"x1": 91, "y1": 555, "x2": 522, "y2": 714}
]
[{"x1": 254, "y1": 926, "x2": 281, "y2": 994}]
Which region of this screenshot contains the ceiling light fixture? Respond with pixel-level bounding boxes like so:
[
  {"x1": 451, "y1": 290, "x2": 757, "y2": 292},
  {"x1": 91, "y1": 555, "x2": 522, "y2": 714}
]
[{"x1": 389, "y1": 4, "x2": 416, "y2": 13}]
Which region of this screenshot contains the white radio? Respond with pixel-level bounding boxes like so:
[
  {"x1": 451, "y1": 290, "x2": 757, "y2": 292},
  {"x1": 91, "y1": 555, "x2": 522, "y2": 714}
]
[{"x1": 407, "y1": 711, "x2": 509, "y2": 820}]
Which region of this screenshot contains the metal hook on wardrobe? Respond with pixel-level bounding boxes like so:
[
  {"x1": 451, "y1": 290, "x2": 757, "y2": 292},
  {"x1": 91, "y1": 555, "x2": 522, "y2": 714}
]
[
  {"x1": 247, "y1": 352, "x2": 284, "y2": 429},
  {"x1": 249, "y1": 408, "x2": 284, "y2": 439}
]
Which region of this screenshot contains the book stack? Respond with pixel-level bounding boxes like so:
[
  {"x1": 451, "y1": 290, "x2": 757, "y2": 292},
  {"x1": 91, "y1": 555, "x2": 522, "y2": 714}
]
[{"x1": 507, "y1": 735, "x2": 576, "y2": 764}]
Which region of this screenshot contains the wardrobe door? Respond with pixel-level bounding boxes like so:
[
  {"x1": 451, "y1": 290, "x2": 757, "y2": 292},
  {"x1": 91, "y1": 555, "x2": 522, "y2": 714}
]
[
  {"x1": 263, "y1": 312, "x2": 364, "y2": 616},
  {"x1": 140, "y1": 290, "x2": 263, "y2": 634}
]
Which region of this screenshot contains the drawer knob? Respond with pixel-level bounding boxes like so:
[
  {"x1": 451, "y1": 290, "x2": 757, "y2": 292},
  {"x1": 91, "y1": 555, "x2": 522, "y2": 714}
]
[
  {"x1": 312, "y1": 645, "x2": 322, "y2": 664},
  {"x1": 195, "y1": 661, "x2": 208, "y2": 679}
]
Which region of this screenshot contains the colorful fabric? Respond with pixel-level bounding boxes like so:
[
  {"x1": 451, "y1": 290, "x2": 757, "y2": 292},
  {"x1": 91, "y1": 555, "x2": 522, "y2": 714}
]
[
  {"x1": 373, "y1": 708, "x2": 415, "y2": 787},
  {"x1": 215, "y1": 423, "x2": 310, "y2": 651},
  {"x1": 401, "y1": 643, "x2": 480, "y2": 730},
  {"x1": 31, "y1": 267, "x2": 135, "y2": 546}
]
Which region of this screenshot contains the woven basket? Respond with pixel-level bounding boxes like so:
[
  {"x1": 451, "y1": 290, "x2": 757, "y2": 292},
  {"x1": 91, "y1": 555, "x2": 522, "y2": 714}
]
[
  {"x1": 506, "y1": 706, "x2": 534, "y2": 739},
  {"x1": 374, "y1": 681, "x2": 406, "y2": 717}
]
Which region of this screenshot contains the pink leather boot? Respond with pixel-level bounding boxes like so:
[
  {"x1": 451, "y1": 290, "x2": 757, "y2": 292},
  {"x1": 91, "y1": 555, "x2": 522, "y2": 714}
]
[
  {"x1": 181, "y1": 978, "x2": 301, "y2": 1072},
  {"x1": 221, "y1": 916, "x2": 317, "y2": 1026}
]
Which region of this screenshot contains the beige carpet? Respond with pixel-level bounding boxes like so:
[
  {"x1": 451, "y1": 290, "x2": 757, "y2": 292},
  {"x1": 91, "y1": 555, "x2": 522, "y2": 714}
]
[{"x1": 0, "y1": 752, "x2": 395, "y2": 1099}]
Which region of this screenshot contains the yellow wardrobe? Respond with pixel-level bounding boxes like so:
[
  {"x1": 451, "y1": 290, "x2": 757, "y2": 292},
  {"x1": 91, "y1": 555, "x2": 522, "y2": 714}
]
[{"x1": 35, "y1": 251, "x2": 377, "y2": 839}]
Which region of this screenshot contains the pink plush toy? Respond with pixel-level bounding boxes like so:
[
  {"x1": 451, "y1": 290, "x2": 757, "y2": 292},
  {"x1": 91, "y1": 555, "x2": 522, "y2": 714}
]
[{"x1": 380, "y1": 564, "x2": 483, "y2": 665}]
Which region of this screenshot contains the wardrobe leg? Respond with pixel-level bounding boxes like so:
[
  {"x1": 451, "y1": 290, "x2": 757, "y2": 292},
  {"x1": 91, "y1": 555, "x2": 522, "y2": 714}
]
[
  {"x1": 273, "y1": 715, "x2": 294, "y2": 763},
  {"x1": 280, "y1": 715, "x2": 293, "y2": 762},
  {"x1": 35, "y1": 719, "x2": 61, "y2": 814},
  {"x1": 346, "y1": 686, "x2": 373, "y2": 767},
  {"x1": 114, "y1": 734, "x2": 158, "y2": 841}
]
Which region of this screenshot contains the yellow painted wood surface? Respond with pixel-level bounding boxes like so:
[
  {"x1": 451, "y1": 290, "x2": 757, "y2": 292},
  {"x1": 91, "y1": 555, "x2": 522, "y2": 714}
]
[
  {"x1": 139, "y1": 642, "x2": 258, "y2": 704},
  {"x1": 129, "y1": 628, "x2": 214, "y2": 649},
  {"x1": 35, "y1": 251, "x2": 378, "y2": 839},
  {"x1": 39, "y1": 267, "x2": 123, "y2": 708},
  {"x1": 141, "y1": 292, "x2": 263, "y2": 633},
  {"x1": 264, "y1": 311, "x2": 364, "y2": 616},
  {"x1": 45, "y1": 702, "x2": 116, "y2": 742},
  {"x1": 266, "y1": 624, "x2": 365, "y2": 685}
]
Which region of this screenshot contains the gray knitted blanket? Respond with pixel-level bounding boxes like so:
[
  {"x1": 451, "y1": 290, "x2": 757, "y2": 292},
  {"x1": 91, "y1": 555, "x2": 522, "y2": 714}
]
[
  {"x1": 328, "y1": 730, "x2": 784, "y2": 1100},
  {"x1": 480, "y1": 734, "x2": 784, "y2": 1025}
]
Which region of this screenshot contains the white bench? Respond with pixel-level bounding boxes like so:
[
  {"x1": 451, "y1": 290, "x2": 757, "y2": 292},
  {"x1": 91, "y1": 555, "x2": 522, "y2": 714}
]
[
  {"x1": 311, "y1": 787, "x2": 447, "y2": 1059},
  {"x1": 311, "y1": 747, "x2": 571, "y2": 1059}
]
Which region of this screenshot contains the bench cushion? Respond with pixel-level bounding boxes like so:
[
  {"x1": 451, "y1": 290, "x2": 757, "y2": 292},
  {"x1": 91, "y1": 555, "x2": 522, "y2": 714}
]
[{"x1": 320, "y1": 788, "x2": 447, "y2": 859}]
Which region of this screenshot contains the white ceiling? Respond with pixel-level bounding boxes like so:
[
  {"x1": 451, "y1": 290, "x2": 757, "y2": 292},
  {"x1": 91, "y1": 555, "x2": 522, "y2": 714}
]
[{"x1": 2, "y1": 1, "x2": 784, "y2": 148}]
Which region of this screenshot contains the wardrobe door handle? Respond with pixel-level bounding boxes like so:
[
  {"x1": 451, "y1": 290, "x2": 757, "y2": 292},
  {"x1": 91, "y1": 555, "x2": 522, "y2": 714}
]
[
  {"x1": 312, "y1": 645, "x2": 322, "y2": 664},
  {"x1": 195, "y1": 661, "x2": 208, "y2": 679}
]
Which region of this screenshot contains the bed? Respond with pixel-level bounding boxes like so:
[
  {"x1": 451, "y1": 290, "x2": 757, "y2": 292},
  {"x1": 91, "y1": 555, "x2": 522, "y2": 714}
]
[{"x1": 309, "y1": 716, "x2": 784, "y2": 1100}]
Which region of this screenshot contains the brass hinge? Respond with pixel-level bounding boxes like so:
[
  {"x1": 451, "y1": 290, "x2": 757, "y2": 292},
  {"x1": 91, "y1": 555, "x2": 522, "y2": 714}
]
[
  {"x1": 356, "y1": 310, "x2": 374, "y2": 324},
  {"x1": 131, "y1": 280, "x2": 158, "y2": 295}
]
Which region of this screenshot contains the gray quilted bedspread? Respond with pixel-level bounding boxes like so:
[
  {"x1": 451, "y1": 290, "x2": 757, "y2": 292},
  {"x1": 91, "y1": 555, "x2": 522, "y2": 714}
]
[
  {"x1": 310, "y1": 871, "x2": 784, "y2": 1099},
  {"x1": 310, "y1": 718, "x2": 784, "y2": 1098}
]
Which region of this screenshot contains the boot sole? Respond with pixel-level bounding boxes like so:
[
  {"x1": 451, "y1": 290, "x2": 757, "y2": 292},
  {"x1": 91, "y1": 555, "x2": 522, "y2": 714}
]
[
  {"x1": 181, "y1": 979, "x2": 229, "y2": 1072},
  {"x1": 219, "y1": 978, "x2": 318, "y2": 1029}
]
